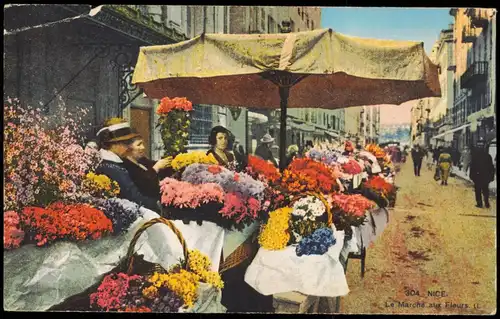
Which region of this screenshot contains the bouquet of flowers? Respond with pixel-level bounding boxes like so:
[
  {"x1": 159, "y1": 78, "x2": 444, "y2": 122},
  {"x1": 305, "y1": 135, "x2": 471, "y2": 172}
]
[
  {"x1": 280, "y1": 169, "x2": 318, "y2": 195},
  {"x1": 81, "y1": 172, "x2": 121, "y2": 199},
  {"x1": 171, "y1": 152, "x2": 218, "y2": 171},
  {"x1": 306, "y1": 149, "x2": 340, "y2": 167},
  {"x1": 182, "y1": 164, "x2": 265, "y2": 200},
  {"x1": 258, "y1": 207, "x2": 293, "y2": 250},
  {"x1": 341, "y1": 158, "x2": 363, "y2": 175},
  {"x1": 4, "y1": 98, "x2": 100, "y2": 210},
  {"x1": 156, "y1": 97, "x2": 193, "y2": 158},
  {"x1": 329, "y1": 194, "x2": 375, "y2": 233},
  {"x1": 245, "y1": 155, "x2": 281, "y2": 185},
  {"x1": 19, "y1": 203, "x2": 113, "y2": 246},
  {"x1": 295, "y1": 227, "x2": 336, "y2": 257},
  {"x1": 287, "y1": 158, "x2": 338, "y2": 193},
  {"x1": 288, "y1": 195, "x2": 329, "y2": 244},
  {"x1": 365, "y1": 144, "x2": 387, "y2": 159},
  {"x1": 87, "y1": 197, "x2": 142, "y2": 234},
  {"x1": 4, "y1": 211, "x2": 25, "y2": 250},
  {"x1": 90, "y1": 250, "x2": 223, "y2": 312},
  {"x1": 159, "y1": 177, "x2": 227, "y2": 227}
]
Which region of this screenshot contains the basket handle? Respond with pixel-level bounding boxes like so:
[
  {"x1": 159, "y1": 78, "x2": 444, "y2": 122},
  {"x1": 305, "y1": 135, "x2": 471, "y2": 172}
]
[
  {"x1": 125, "y1": 217, "x2": 189, "y2": 274},
  {"x1": 290, "y1": 192, "x2": 333, "y2": 226}
]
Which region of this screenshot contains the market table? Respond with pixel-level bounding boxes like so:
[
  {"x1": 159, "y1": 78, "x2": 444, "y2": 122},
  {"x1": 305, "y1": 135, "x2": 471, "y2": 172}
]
[{"x1": 266, "y1": 207, "x2": 390, "y2": 314}]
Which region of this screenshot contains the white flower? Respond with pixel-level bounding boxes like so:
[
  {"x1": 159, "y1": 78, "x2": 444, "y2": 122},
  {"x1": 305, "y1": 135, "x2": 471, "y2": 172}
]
[{"x1": 292, "y1": 208, "x2": 307, "y2": 217}]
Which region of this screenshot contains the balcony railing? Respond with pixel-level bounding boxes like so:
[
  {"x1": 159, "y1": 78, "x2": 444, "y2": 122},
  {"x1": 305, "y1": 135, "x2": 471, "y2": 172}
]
[
  {"x1": 467, "y1": 91, "x2": 490, "y2": 116},
  {"x1": 462, "y1": 24, "x2": 478, "y2": 43},
  {"x1": 465, "y1": 8, "x2": 489, "y2": 28},
  {"x1": 461, "y1": 61, "x2": 488, "y2": 89}
]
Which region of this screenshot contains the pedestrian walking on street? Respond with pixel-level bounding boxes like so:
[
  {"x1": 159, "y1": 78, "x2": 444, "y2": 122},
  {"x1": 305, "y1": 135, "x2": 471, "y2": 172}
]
[
  {"x1": 433, "y1": 147, "x2": 441, "y2": 164},
  {"x1": 411, "y1": 144, "x2": 425, "y2": 176},
  {"x1": 461, "y1": 146, "x2": 472, "y2": 174},
  {"x1": 469, "y1": 138, "x2": 495, "y2": 208},
  {"x1": 438, "y1": 147, "x2": 452, "y2": 186}
]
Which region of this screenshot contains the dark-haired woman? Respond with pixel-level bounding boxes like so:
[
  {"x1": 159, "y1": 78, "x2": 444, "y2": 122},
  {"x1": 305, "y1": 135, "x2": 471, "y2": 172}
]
[{"x1": 206, "y1": 126, "x2": 236, "y2": 169}]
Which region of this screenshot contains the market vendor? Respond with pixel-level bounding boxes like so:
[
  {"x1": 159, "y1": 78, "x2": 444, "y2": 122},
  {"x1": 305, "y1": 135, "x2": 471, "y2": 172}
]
[
  {"x1": 255, "y1": 133, "x2": 279, "y2": 167},
  {"x1": 95, "y1": 118, "x2": 162, "y2": 212},
  {"x1": 207, "y1": 126, "x2": 236, "y2": 169}
]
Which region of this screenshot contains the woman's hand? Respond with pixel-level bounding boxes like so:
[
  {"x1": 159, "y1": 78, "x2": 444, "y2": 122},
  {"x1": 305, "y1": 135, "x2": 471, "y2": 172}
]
[{"x1": 153, "y1": 156, "x2": 173, "y2": 172}]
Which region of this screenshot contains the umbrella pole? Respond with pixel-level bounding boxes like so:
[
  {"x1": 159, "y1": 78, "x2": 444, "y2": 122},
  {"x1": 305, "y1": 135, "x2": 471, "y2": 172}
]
[{"x1": 279, "y1": 86, "x2": 289, "y2": 171}]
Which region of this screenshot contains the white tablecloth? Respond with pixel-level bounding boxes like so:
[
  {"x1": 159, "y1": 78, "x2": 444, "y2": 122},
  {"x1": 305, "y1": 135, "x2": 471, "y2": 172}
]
[{"x1": 244, "y1": 227, "x2": 349, "y2": 297}]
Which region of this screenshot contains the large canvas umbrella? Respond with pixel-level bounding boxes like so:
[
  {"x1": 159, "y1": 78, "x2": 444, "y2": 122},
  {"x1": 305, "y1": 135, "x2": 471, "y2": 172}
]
[{"x1": 132, "y1": 29, "x2": 441, "y2": 170}]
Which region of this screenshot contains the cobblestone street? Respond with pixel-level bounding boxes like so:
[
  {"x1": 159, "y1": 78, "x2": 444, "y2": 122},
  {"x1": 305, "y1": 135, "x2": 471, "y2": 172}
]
[{"x1": 341, "y1": 161, "x2": 497, "y2": 315}]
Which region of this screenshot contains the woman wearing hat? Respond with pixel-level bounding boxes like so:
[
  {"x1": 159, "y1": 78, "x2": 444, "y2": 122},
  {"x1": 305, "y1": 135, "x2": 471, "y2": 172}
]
[
  {"x1": 255, "y1": 133, "x2": 278, "y2": 167},
  {"x1": 95, "y1": 118, "x2": 170, "y2": 212},
  {"x1": 206, "y1": 126, "x2": 236, "y2": 168}
]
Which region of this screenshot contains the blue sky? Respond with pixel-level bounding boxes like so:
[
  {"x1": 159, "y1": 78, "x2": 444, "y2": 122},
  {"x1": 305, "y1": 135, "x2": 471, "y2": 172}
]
[{"x1": 321, "y1": 7, "x2": 454, "y2": 54}]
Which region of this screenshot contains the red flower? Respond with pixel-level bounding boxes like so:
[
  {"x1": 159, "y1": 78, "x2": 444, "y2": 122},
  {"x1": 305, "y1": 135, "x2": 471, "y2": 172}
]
[
  {"x1": 19, "y1": 203, "x2": 113, "y2": 246},
  {"x1": 156, "y1": 97, "x2": 193, "y2": 115},
  {"x1": 207, "y1": 165, "x2": 222, "y2": 174},
  {"x1": 246, "y1": 155, "x2": 281, "y2": 185}
]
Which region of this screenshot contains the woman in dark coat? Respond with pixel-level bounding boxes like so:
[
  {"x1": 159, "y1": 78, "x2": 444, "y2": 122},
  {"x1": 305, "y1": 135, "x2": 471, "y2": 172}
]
[
  {"x1": 94, "y1": 118, "x2": 161, "y2": 212},
  {"x1": 121, "y1": 137, "x2": 173, "y2": 199}
]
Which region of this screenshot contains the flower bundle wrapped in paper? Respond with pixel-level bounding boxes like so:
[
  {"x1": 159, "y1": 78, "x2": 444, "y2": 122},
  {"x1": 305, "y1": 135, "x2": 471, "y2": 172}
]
[{"x1": 89, "y1": 249, "x2": 223, "y2": 313}]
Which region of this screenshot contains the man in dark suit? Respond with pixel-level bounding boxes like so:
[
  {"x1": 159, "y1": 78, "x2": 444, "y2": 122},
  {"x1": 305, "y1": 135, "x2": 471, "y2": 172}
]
[
  {"x1": 411, "y1": 144, "x2": 425, "y2": 176},
  {"x1": 469, "y1": 138, "x2": 495, "y2": 208}
]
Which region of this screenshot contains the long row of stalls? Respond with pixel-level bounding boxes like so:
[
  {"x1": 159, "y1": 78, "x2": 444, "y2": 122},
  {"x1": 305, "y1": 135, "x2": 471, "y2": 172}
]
[{"x1": 4, "y1": 28, "x2": 439, "y2": 313}]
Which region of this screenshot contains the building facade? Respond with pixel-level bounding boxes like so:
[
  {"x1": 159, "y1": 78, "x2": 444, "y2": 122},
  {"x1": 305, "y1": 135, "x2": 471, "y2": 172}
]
[{"x1": 448, "y1": 8, "x2": 496, "y2": 152}]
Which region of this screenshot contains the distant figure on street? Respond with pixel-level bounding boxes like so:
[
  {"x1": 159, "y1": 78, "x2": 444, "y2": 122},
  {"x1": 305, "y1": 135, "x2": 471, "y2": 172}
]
[
  {"x1": 438, "y1": 147, "x2": 452, "y2": 186},
  {"x1": 469, "y1": 138, "x2": 495, "y2": 208},
  {"x1": 433, "y1": 147, "x2": 442, "y2": 164},
  {"x1": 461, "y1": 146, "x2": 471, "y2": 174},
  {"x1": 411, "y1": 144, "x2": 425, "y2": 176},
  {"x1": 342, "y1": 141, "x2": 354, "y2": 156},
  {"x1": 285, "y1": 144, "x2": 300, "y2": 168},
  {"x1": 426, "y1": 146, "x2": 434, "y2": 170},
  {"x1": 255, "y1": 133, "x2": 278, "y2": 167},
  {"x1": 391, "y1": 147, "x2": 402, "y2": 163},
  {"x1": 451, "y1": 147, "x2": 461, "y2": 168}
]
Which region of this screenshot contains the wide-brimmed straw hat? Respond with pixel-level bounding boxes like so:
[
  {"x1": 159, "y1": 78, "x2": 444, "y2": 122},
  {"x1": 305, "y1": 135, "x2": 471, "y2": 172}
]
[
  {"x1": 97, "y1": 119, "x2": 140, "y2": 144},
  {"x1": 260, "y1": 134, "x2": 274, "y2": 143}
]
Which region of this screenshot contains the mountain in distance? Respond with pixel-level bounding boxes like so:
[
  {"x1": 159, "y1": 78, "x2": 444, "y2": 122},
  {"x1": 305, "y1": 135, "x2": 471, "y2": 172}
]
[{"x1": 379, "y1": 123, "x2": 411, "y2": 144}]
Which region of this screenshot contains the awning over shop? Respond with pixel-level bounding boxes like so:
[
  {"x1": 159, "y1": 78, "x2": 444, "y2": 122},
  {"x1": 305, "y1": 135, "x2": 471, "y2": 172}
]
[
  {"x1": 431, "y1": 123, "x2": 471, "y2": 140},
  {"x1": 325, "y1": 131, "x2": 339, "y2": 138},
  {"x1": 286, "y1": 121, "x2": 315, "y2": 132},
  {"x1": 248, "y1": 111, "x2": 268, "y2": 124}
]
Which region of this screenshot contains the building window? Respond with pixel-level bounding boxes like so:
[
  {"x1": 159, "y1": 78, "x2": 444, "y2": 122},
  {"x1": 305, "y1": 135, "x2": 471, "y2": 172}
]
[
  {"x1": 261, "y1": 8, "x2": 266, "y2": 31},
  {"x1": 186, "y1": 6, "x2": 192, "y2": 37},
  {"x1": 268, "y1": 15, "x2": 275, "y2": 33},
  {"x1": 223, "y1": 6, "x2": 229, "y2": 33},
  {"x1": 311, "y1": 21, "x2": 314, "y2": 30},
  {"x1": 333, "y1": 115, "x2": 336, "y2": 129},
  {"x1": 298, "y1": 7, "x2": 300, "y2": 15},
  {"x1": 189, "y1": 104, "x2": 213, "y2": 145}
]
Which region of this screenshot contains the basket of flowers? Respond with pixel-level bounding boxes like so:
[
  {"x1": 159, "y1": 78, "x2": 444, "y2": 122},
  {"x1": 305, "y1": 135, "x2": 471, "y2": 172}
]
[
  {"x1": 89, "y1": 217, "x2": 224, "y2": 313},
  {"x1": 258, "y1": 192, "x2": 337, "y2": 257}
]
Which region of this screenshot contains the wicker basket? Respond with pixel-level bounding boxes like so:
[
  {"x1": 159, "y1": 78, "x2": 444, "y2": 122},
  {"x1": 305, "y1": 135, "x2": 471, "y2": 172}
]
[{"x1": 125, "y1": 217, "x2": 189, "y2": 275}]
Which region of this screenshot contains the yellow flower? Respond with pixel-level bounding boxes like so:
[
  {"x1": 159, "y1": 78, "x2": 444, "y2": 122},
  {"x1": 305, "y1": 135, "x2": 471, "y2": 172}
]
[
  {"x1": 142, "y1": 285, "x2": 159, "y2": 299},
  {"x1": 258, "y1": 207, "x2": 293, "y2": 250},
  {"x1": 171, "y1": 151, "x2": 218, "y2": 171}
]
